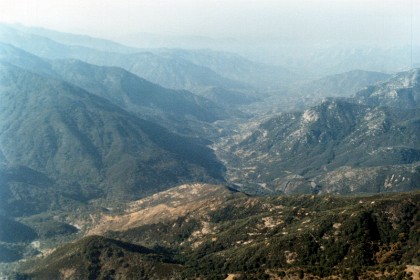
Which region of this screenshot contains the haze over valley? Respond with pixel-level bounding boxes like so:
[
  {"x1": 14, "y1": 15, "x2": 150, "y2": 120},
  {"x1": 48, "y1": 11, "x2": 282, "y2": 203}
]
[{"x1": 0, "y1": 1, "x2": 419, "y2": 278}]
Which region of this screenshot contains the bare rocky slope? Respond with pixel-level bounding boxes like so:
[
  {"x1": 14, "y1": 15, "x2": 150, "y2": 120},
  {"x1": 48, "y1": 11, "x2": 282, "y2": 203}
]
[{"x1": 218, "y1": 69, "x2": 420, "y2": 195}]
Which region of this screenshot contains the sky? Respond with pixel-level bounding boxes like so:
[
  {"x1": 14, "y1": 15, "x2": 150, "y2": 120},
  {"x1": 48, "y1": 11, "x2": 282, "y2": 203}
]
[{"x1": 1, "y1": 0, "x2": 419, "y2": 45}]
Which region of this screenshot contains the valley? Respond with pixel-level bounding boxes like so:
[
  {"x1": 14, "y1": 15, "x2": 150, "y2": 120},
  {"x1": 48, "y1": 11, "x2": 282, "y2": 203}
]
[{"x1": 0, "y1": 23, "x2": 419, "y2": 279}]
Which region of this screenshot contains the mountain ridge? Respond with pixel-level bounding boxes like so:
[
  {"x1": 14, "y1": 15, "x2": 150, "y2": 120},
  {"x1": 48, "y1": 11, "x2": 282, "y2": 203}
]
[
  {"x1": 0, "y1": 24, "x2": 259, "y2": 105},
  {"x1": 0, "y1": 62, "x2": 225, "y2": 216},
  {"x1": 15, "y1": 188, "x2": 420, "y2": 279},
  {"x1": 219, "y1": 69, "x2": 420, "y2": 195},
  {"x1": 0, "y1": 42, "x2": 232, "y2": 138}
]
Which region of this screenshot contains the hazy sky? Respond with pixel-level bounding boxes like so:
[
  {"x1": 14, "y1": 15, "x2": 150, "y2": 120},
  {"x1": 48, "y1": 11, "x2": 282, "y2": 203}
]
[{"x1": 1, "y1": 0, "x2": 419, "y2": 44}]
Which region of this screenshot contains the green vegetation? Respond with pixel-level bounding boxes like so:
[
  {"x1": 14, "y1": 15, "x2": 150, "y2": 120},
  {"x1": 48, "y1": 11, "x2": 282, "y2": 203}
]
[
  {"x1": 21, "y1": 191, "x2": 414, "y2": 279},
  {"x1": 175, "y1": 192, "x2": 419, "y2": 278},
  {"x1": 0, "y1": 216, "x2": 37, "y2": 243},
  {"x1": 19, "y1": 236, "x2": 181, "y2": 280},
  {"x1": 0, "y1": 62, "x2": 225, "y2": 219}
]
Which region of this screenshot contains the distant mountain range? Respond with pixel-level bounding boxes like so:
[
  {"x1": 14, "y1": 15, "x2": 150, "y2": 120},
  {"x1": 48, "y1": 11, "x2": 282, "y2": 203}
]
[
  {"x1": 0, "y1": 43, "x2": 232, "y2": 137},
  {"x1": 154, "y1": 48, "x2": 295, "y2": 88},
  {"x1": 287, "y1": 45, "x2": 420, "y2": 76},
  {"x1": 0, "y1": 23, "x2": 291, "y2": 105},
  {"x1": 289, "y1": 69, "x2": 391, "y2": 99},
  {"x1": 9, "y1": 23, "x2": 139, "y2": 54}
]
